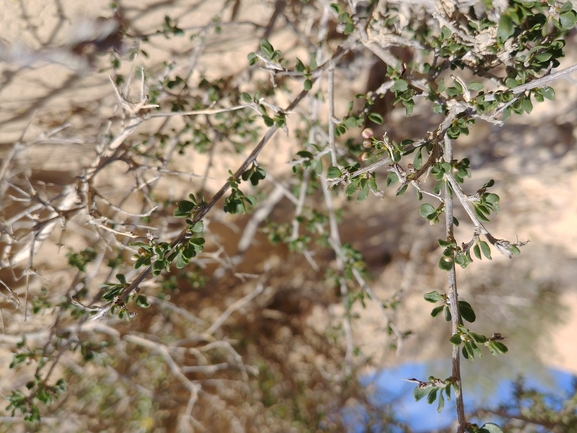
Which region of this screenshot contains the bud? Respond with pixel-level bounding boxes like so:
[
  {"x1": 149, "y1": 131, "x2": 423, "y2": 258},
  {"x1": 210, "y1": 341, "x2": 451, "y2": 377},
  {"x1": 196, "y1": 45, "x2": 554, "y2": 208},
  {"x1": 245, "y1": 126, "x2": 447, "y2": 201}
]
[
  {"x1": 359, "y1": 152, "x2": 371, "y2": 161},
  {"x1": 361, "y1": 128, "x2": 374, "y2": 139},
  {"x1": 362, "y1": 139, "x2": 372, "y2": 148}
]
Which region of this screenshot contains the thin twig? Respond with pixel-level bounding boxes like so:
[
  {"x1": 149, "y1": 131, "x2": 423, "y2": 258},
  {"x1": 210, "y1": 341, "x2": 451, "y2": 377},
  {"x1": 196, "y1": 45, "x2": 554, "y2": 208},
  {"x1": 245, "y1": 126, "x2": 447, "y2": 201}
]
[
  {"x1": 444, "y1": 136, "x2": 466, "y2": 432},
  {"x1": 484, "y1": 63, "x2": 577, "y2": 101},
  {"x1": 328, "y1": 65, "x2": 338, "y2": 166}
]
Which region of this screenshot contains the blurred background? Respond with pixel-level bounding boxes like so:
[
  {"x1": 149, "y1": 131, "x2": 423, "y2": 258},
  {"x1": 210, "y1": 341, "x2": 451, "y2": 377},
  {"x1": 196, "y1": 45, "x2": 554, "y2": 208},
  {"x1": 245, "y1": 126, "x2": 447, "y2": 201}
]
[{"x1": 1, "y1": 0, "x2": 576, "y2": 431}]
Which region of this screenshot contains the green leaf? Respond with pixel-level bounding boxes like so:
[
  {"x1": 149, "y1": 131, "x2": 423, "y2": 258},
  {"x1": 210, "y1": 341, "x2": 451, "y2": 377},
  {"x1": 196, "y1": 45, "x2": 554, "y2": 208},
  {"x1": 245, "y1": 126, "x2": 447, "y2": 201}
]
[
  {"x1": 484, "y1": 192, "x2": 499, "y2": 203},
  {"x1": 345, "y1": 180, "x2": 360, "y2": 196},
  {"x1": 385, "y1": 172, "x2": 399, "y2": 187},
  {"x1": 424, "y1": 291, "x2": 443, "y2": 303},
  {"x1": 522, "y1": 97, "x2": 533, "y2": 114},
  {"x1": 240, "y1": 92, "x2": 252, "y2": 103},
  {"x1": 453, "y1": 80, "x2": 463, "y2": 93},
  {"x1": 438, "y1": 256, "x2": 453, "y2": 271},
  {"x1": 474, "y1": 206, "x2": 490, "y2": 222},
  {"x1": 392, "y1": 79, "x2": 408, "y2": 92},
  {"x1": 437, "y1": 79, "x2": 446, "y2": 93},
  {"x1": 247, "y1": 52, "x2": 257, "y2": 66},
  {"x1": 482, "y1": 179, "x2": 495, "y2": 189},
  {"x1": 182, "y1": 244, "x2": 197, "y2": 259},
  {"x1": 188, "y1": 221, "x2": 202, "y2": 233},
  {"x1": 344, "y1": 21, "x2": 354, "y2": 34},
  {"x1": 10, "y1": 353, "x2": 29, "y2": 369},
  {"x1": 473, "y1": 244, "x2": 481, "y2": 260},
  {"x1": 368, "y1": 177, "x2": 378, "y2": 193},
  {"x1": 134, "y1": 256, "x2": 149, "y2": 269},
  {"x1": 459, "y1": 301, "x2": 476, "y2": 323},
  {"x1": 462, "y1": 342, "x2": 475, "y2": 360},
  {"x1": 295, "y1": 58, "x2": 305, "y2": 73},
  {"x1": 367, "y1": 112, "x2": 384, "y2": 124},
  {"x1": 560, "y1": 1, "x2": 574, "y2": 13},
  {"x1": 402, "y1": 99, "x2": 414, "y2": 116},
  {"x1": 542, "y1": 86, "x2": 555, "y2": 100},
  {"x1": 508, "y1": 245, "x2": 521, "y2": 255},
  {"x1": 296, "y1": 150, "x2": 313, "y2": 159},
  {"x1": 505, "y1": 78, "x2": 518, "y2": 89},
  {"x1": 152, "y1": 260, "x2": 165, "y2": 276},
  {"x1": 535, "y1": 52, "x2": 552, "y2": 62},
  {"x1": 497, "y1": 14, "x2": 514, "y2": 43},
  {"x1": 310, "y1": 53, "x2": 317, "y2": 71},
  {"x1": 455, "y1": 252, "x2": 469, "y2": 268},
  {"x1": 449, "y1": 334, "x2": 462, "y2": 345},
  {"x1": 419, "y1": 203, "x2": 436, "y2": 218},
  {"x1": 188, "y1": 193, "x2": 199, "y2": 205},
  {"x1": 470, "y1": 332, "x2": 487, "y2": 344},
  {"x1": 55, "y1": 378, "x2": 67, "y2": 392},
  {"x1": 136, "y1": 295, "x2": 150, "y2": 308},
  {"x1": 396, "y1": 184, "x2": 408, "y2": 196},
  {"x1": 260, "y1": 39, "x2": 274, "y2": 58},
  {"x1": 479, "y1": 240, "x2": 492, "y2": 260},
  {"x1": 357, "y1": 181, "x2": 370, "y2": 202},
  {"x1": 485, "y1": 193, "x2": 500, "y2": 212},
  {"x1": 560, "y1": 11, "x2": 577, "y2": 30},
  {"x1": 413, "y1": 147, "x2": 423, "y2": 169},
  {"x1": 431, "y1": 305, "x2": 445, "y2": 318},
  {"x1": 446, "y1": 86, "x2": 462, "y2": 98},
  {"x1": 327, "y1": 166, "x2": 342, "y2": 178},
  {"x1": 444, "y1": 383, "x2": 451, "y2": 400},
  {"x1": 479, "y1": 423, "x2": 504, "y2": 433},
  {"x1": 441, "y1": 26, "x2": 451, "y2": 39},
  {"x1": 37, "y1": 389, "x2": 50, "y2": 404},
  {"x1": 263, "y1": 115, "x2": 274, "y2": 127},
  {"x1": 330, "y1": 3, "x2": 341, "y2": 14},
  {"x1": 467, "y1": 82, "x2": 484, "y2": 91},
  {"x1": 414, "y1": 386, "x2": 429, "y2": 402},
  {"x1": 189, "y1": 237, "x2": 205, "y2": 247},
  {"x1": 176, "y1": 252, "x2": 188, "y2": 269},
  {"x1": 304, "y1": 79, "x2": 312, "y2": 91},
  {"x1": 427, "y1": 389, "x2": 437, "y2": 404},
  {"x1": 489, "y1": 341, "x2": 508, "y2": 355},
  {"x1": 534, "y1": 91, "x2": 544, "y2": 103},
  {"x1": 174, "y1": 200, "x2": 196, "y2": 217},
  {"x1": 437, "y1": 392, "x2": 445, "y2": 412},
  {"x1": 472, "y1": 341, "x2": 482, "y2": 358}
]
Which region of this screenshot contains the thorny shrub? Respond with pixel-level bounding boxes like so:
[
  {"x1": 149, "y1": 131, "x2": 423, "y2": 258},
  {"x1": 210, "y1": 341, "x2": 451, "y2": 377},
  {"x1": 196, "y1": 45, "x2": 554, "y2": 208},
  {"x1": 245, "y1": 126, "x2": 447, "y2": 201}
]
[{"x1": 1, "y1": 0, "x2": 577, "y2": 432}]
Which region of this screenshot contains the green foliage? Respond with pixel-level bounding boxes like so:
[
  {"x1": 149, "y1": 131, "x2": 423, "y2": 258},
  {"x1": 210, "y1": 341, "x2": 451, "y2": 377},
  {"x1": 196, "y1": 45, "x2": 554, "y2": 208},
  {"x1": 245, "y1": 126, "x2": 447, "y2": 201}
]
[
  {"x1": 425, "y1": 291, "x2": 476, "y2": 324},
  {"x1": 67, "y1": 248, "x2": 97, "y2": 272},
  {"x1": 413, "y1": 377, "x2": 455, "y2": 414},
  {"x1": 123, "y1": 1, "x2": 572, "y2": 428},
  {"x1": 224, "y1": 170, "x2": 258, "y2": 214},
  {"x1": 158, "y1": 16, "x2": 184, "y2": 38},
  {"x1": 174, "y1": 193, "x2": 206, "y2": 218},
  {"x1": 449, "y1": 326, "x2": 509, "y2": 360},
  {"x1": 5, "y1": 378, "x2": 66, "y2": 423},
  {"x1": 344, "y1": 174, "x2": 378, "y2": 202},
  {"x1": 242, "y1": 163, "x2": 266, "y2": 186}
]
